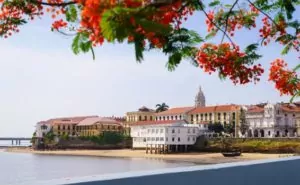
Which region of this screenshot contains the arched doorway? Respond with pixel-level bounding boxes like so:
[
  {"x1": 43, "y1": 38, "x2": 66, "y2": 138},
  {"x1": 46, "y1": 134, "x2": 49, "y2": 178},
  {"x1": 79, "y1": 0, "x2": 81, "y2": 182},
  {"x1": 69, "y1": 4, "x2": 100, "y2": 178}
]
[
  {"x1": 285, "y1": 129, "x2": 289, "y2": 137},
  {"x1": 260, "y1": 130, "x2": 265, "y2": 138},
  {"x1": 276, "y1": 131, "x2": 280, "y2": 137},
  {"x1": 247, "y1": 130, "x2": 253, "y2": 138},
  {"x1": 254, "y1": 130, "x2": 259, "y2": 137}
]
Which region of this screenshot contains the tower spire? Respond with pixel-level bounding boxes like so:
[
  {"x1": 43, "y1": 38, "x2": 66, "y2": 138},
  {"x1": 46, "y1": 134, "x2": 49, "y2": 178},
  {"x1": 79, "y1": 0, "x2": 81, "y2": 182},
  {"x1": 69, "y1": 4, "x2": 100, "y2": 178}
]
[{"x1": 195, "y1": 85, "x2": 206, "y2": 107}]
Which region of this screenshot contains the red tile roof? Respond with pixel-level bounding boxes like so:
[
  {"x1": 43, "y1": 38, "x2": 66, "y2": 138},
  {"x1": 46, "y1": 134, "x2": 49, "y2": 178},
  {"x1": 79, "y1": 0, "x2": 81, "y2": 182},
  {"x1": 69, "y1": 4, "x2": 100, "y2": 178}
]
[
  {"x1": 189, "y1": 104, "x2": 240, "y2": 114},
  {"x1": 131, "y1": 120, "x2": 188, "y2": 126},
  {"x1": 280, "y1": 103, "x2": 300, "y2": 112},
  {"x1": 246, "y1": 106, "x2": 264, "y2": 113},
  {"x1": 77, "y1": 117, "x2": 122, "y2": 126},
  {"x1": 47, "y1": 116, "x2": 98, "y2": 125},
  {"x1": 156, "y1": 107, "x2": 194, "y2": 115}
]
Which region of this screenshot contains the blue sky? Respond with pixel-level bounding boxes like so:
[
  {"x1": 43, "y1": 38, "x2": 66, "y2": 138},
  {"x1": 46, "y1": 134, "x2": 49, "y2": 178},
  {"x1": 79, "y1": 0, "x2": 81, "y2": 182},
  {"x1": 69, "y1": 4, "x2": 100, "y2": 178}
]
[{"x1": 0, "y1": 8, "x2": 299, "y2": 137}]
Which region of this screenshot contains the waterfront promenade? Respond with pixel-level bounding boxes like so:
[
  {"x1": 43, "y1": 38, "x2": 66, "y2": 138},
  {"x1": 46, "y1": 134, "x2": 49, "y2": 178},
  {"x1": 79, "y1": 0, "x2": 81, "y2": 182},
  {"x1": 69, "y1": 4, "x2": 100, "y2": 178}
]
[{"x1": 35, "y1": 156, "x2": 300, "y2": 185}]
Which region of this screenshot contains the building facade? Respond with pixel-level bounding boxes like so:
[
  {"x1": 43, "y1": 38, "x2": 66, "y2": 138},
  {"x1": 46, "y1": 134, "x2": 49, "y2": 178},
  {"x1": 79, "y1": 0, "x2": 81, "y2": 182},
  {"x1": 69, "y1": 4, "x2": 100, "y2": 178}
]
[
  {"x1": 245, "y1": 102, "x2": 300, "y2": 138},
  {"x1": 130, "y1": 120, "x2": 206, "y2": 149},
  {"x1": 35, "y1": 121, "x2": 52, "y2": 138},
  {"x1": 76, "y1": 117, "x2": 123, "y2": 136}
]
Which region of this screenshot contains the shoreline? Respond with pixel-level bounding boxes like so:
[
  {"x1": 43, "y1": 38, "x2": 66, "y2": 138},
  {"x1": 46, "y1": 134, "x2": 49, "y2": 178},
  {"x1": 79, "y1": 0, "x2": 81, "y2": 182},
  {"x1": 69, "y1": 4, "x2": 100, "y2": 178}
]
[{"x1": 5, "y1": 147, "x2": 296, "y2": 164}]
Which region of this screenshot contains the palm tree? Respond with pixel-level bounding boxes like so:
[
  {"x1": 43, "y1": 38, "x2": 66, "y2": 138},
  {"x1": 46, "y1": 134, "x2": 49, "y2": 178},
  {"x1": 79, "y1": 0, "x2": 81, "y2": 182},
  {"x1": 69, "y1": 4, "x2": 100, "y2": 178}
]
[{"x1": 155, "y1": 103, "x2": 169, "y2": 113}]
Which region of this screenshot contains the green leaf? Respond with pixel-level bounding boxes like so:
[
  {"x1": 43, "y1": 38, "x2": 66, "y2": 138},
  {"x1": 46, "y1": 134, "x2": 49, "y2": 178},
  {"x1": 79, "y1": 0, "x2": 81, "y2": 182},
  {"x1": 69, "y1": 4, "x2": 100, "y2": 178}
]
[
  {"x1": 209, "y1": 0, "x2": 221, "y2": 7},
  {"x1": 134, "y1": 38, "x2": 144, "y2": 62},
  {"x1": 294, "y1": 64, "x2": 300, "y2": 71},
  {"x1": 281, "y1": 43, "x2": 292, "y2": 55},
  {"x1": 205, "y1": 30, "x2": 217, "y2": 40},
  {"x1": 66, "y1": 5, "x2": 78, "y2": 22},
  {"x1": 167, "y1": 52, "x2": 182, "y2": 71}
]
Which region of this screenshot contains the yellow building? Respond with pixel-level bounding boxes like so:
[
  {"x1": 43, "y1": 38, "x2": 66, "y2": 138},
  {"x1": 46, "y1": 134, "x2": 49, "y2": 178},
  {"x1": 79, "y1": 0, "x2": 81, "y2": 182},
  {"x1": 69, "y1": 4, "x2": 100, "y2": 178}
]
[
  {"x1": 51, "y1": 116, "x2": 97, "y2": 137},
  {"x1": 188, "y1": 104, "x2": 241, "y2": 136},
  {"x1": 76, "y1": 117, "x2": 123, "y2": 136},
  {"x1": 126, "y1": 106, "x2": 156, "y2": 122}
]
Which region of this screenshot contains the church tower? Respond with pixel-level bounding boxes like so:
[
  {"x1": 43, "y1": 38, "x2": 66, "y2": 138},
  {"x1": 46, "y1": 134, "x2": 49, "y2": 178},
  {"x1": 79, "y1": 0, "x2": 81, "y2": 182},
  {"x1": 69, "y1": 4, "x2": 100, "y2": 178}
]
[{"x1": 195, "y1": 86, "x2": 206, "y2": 107}]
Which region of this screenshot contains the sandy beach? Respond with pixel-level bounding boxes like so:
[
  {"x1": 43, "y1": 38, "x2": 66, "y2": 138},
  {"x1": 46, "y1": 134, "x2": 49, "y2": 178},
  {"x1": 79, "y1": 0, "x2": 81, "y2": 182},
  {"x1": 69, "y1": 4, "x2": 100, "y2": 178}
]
[{"x1": 5, "y1": 147, "x2": 295, "y2": 164}]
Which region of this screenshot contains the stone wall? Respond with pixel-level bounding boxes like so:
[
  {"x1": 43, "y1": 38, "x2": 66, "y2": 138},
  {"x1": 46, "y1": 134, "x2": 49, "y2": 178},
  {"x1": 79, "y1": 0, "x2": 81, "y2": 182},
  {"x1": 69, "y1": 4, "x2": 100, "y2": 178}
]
[{"x1": 192, "y1": 137, "x2": 300, "y2": 153}]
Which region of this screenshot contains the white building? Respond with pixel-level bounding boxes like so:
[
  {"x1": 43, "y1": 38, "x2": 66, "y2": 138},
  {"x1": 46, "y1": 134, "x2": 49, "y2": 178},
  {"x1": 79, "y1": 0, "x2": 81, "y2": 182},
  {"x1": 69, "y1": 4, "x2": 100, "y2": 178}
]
[
  {"x1": 245, "y1": 102, "x2": 300, "y2": 138},
  {"x1": 130, "y1": 120, "x2": 206, "y2": 152},
  {"x1": 35, "y1": 121, "x2": 52, "y2": 138}
]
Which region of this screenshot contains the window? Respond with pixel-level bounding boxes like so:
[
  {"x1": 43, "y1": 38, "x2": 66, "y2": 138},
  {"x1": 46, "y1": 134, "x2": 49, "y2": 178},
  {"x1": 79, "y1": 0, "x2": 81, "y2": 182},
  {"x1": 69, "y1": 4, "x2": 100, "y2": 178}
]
[
  {"x1": 63, "y1": 125, "x2": 65, "y2": 130},
  {"x1": 179, "y1": 115, "x2": 182, "y2": 120},
  {"x1": 277, "y1": 110, "x2": 280, "y2": 115},
  {"x1": 200, "y1": 114, "x2": 203, "y2": 121},
  {"x1": 232, "y1": 112, "x2": 236, "y2": 119},
  {"x1": 224, "y1": 121, "x2": 227, "y2": 125},
  {"x1": 188, "y1": 128, "x2": 190, "y2": 133},
  {"x1": 196, "y1": 114, "x2": 199, "y2": 121},
  {"x1": 172, "y1": 137, "x2": 175, "y2": 142},
  {"x1": 188, "y1": 137, "x2": 190, "y2": 141},
  {"x1": 152, "y1": 129, "x2": 155, "y2": 133},
  {"x1": 58, "y1": 132, "x2": 61, "y2": 136},
  {"x1": 147, "y1": 137, "x2": 150, "y2": 141},
  {"x1": 151, "y1": 137, "x2": 155, "y2": 141},
  {"x1": 150, "y1": 116, "x2": 153, "y2": 121},
  {"x1": 160, "y1": 137, "x2": 164, "y2": 141},
  {"x1": 172, "y1": 129, "x2": 175, "y2": 133},
  {"x1": 175, "y1": 116, "x2": 178, "y2": 120},
  {"x1": 293, "y1": 114, "x2": 295, "y2": 117},
  {"x1": 285, "y1": 114, "x2": 287, "y2": 117},
  {"x1": 160, "y1": 129, "x2": 163, "y2": 133},
  {"x1": 156, "y1": 137, "x2": 159, "y2": 141},
  {"x1": 191, "y1": 115, "x2": 194, "y2": 122},
  {"x1": 166, "y1": 128, "x2": 168, "y2": 133},
  {"x1": 218, "y1": 113, "x2": 221, "y2": 120},
  {"x1": 163, "y1": 116, "x2": 166, "y2": 120},
  {"x1": 268, "y1": 131, "x2": 271, "y2": 136},
  {"x1": 72, "y1": 132, "x2": 75, "y2": 136},
  {"x1": 171, "y1": 116, "x2": 173, "y2": 120},
  {"x1": 156, "y1": 129, "x2": 159, "y2": 134},
  {"x1": 139, "y1": 116, "x2": 142, "y2": 121},
  {"x1": 148, "y1": 129, "x2": 150, "y2": 133},
  {"x1": 73, "y1": 125, "x2": 75, "y2": 130},
  {"x1": 193, "y1": 137, "x2": 196, "y2": 141},
  {"x1": 178, "y1": 137, "x2": 181, "y2": 142},
  {"x1": 58, "y1": 125, "x2": 60, "y2": 130},
  {"x1": 143, "y1": 138, "x2": 146, "y2": 142},
  {"x1": 209, "y1": 113, "x2": 212, "y2": 120},
  {"x1": 205, "y1": 114, "x2": 208, "y2": 120},
  {"x1": 144, "y1": 116, "x2": 147, "y2": 121},
  {"x1": 166, "y1": 137, "x2": 168, "y2": 141},
  {"x1": 192, "y1": 128, "x2": 195, "y2": 133}
]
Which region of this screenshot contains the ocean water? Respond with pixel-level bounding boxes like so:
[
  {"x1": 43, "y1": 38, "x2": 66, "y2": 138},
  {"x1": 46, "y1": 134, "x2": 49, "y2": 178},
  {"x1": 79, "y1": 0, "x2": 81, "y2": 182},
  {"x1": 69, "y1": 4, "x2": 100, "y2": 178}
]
[
  {"x1": 0, "y1": 140, "x2": 31, "y2": 147},
  {"x1": 0, "y1": 150, "x2": 196, "y2": 185}
]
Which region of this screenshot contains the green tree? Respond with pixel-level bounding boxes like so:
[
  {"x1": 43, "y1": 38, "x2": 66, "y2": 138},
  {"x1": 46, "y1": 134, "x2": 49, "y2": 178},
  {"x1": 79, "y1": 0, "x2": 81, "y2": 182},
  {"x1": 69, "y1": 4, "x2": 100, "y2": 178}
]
[
  {"x1": 239, "y1": 108, "x2": 249, "y2": 136},
  {"x1": 208, "y1": 122, "x2": 224, "y2": 133},
  {"x1": 224, "y1": 124, "x2": 235, "y2": 135},
  {"x1": 155, "y1": 102, "x2": 169, "y2": 113}
]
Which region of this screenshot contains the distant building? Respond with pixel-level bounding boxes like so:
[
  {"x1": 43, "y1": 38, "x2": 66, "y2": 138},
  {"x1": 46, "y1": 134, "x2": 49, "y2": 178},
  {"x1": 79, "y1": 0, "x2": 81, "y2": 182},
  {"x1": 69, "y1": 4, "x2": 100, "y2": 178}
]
[
  {"x1": 126, "y1": 106, "x2": 156, "y2": 122},
  {"x1": 76, "y1": 117, "x2": 123, "y2": 136},
  {"x1": 35, "y1": 121, "x2": 52, "y2": 138},
  {"x1": 155, "y1": 107, "x2": 194, "y2": 122},
  {"x1": 195, "y1": 86, "x2": 206, "y2": 107},
  {"x1": 130, "y1": 120, "x2": 206, "y2": 150},
  {"x1": 245, "y1": 102, "x2": 300, "y2": 137}
]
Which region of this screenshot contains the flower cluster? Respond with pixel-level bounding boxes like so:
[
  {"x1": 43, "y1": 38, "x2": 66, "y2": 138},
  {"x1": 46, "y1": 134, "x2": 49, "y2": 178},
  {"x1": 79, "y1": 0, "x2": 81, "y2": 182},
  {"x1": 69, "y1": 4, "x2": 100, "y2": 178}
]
[
  {"x1": 205, "y1": 5, "x2": 259, "y2": 37},
  {"x1": 269, "y1": 59, "x2": 300, "y2": 96},
  {"x1": 259, "y1": 16, "x2": 287, "y2": 46},
  {"x1": 197, "y1": 43, "x2": 264, "y2": 84},
  {"x1": 52, "y1": 19, "x2": 67, "y2": 30},
  {"x1": 0, "y1": 1, "x2": 43, "y2": 37}
]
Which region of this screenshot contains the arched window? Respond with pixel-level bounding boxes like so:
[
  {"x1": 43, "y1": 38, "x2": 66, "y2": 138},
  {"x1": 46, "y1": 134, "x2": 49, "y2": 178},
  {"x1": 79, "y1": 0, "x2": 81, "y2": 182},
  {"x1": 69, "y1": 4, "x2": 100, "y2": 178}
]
[{"x1": 139, "y1": 116, "x2": 142, "y2": 121}]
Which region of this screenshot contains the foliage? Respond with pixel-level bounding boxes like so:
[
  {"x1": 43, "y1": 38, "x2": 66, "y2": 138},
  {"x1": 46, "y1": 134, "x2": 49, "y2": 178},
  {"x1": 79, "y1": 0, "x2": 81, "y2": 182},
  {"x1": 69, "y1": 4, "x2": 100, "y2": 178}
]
[
  {"x1": 30, "y1": 131, "x2": 36, "y2": 144},
  {"x1": 0, "y1": 0, "x2": 299, "y2": 99},
  {"x1": 224, "y1": 124, "x2": 235, "y2": 134},
  {"x1": 205, "y1": 138, "x2": 300, "y2": 153},
  {"x1": 155, "y1": 102, "x2": 169, "y2": 113},
  {"x1": 208, "y1": 122, "x2": 224, "y2": 133},
  {"x1": 44, "y1": 129, "x2": 56, "y2": 145},
  {"x1": 240, "y1": 108, "x2": 249, "y2": 135},
  {"x1": 79, "y1": 131, "x2": 125, "y2": 145}
]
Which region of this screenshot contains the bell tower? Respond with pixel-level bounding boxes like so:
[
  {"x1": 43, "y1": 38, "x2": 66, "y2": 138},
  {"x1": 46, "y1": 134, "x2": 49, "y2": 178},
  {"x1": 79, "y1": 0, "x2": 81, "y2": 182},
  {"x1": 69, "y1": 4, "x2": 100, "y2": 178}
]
[{"x1": 195, "y1": 86, "x2": 206, "y2": 107}]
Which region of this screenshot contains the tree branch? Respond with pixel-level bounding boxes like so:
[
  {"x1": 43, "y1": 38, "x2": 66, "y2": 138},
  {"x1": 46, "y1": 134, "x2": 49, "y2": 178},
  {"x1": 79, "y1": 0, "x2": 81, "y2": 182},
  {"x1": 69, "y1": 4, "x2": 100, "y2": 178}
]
[
  {"x1": 247, "y1": 0, "x2": 278, "y2": 27},
  {"x1": 197, "y1": 0, "x2": 235, "y2": 46},
  {"x1": 221, "y1": 0, "x2": 239, "y2": 43},
  {"x1": 37, "y1": 0, "x2": 77, "y2": 7}
]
